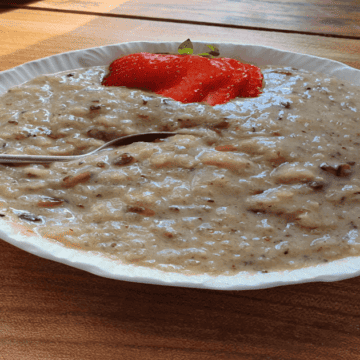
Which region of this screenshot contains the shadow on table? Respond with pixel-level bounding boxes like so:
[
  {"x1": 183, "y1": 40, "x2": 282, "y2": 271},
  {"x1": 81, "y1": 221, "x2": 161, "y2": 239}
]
[{"x1": 0, "y1": 0, "x2": 43, "y2": 14}]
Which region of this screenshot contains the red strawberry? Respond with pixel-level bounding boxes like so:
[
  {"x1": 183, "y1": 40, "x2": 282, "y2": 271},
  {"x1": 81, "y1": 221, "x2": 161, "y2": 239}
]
[
  {"x1": 102, "y1": 53, "x2": 185, "y2": 92},
  {"x1": 102, "y1": 52, "x2": 263, "y2": 106},
  {"x1": 159, "y1": 56, "x2": 226, "y2": 103},
  {"x1": 161, "y1": 56, "x2": 252, "y2": 105}
]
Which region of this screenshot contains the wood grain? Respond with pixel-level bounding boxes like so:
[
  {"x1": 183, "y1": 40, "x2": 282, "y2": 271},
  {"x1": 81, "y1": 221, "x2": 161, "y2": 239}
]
[
  {"x1": 0, "y1": 8, "x2": 359, "y2": 73},
  {"x1": 0, "y1": 2, "x2": 121, "y2": 57},
  {"x1": 1, "y1": 238, "x2": 360, "y2": 359},
  {"x1": 1, "y1": 5, "x2": 360, "y2": 360},
  {"x1": 17, "y1": 0, "x2": 360, "y2": 38}
]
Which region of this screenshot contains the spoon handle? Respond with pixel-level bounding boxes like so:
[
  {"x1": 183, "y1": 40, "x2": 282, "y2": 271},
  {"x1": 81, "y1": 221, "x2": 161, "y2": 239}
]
[
  {"x1": 0, "y1": 132, "x2": 177, "y2": 163},
  {"x1": 0, "y1": 154, "x2": 81, "y2": 163}
]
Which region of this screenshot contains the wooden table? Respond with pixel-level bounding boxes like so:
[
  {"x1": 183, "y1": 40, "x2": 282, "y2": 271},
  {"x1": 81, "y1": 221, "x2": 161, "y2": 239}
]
[{"x1": 0, "y1": 1, "x2": 360, "y2": 358}]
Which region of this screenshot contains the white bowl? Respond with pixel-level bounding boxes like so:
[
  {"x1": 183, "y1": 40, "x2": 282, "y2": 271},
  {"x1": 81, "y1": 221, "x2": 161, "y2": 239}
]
[{"x1": 0, "y1": 41, "x2": 359, "y2": 290}]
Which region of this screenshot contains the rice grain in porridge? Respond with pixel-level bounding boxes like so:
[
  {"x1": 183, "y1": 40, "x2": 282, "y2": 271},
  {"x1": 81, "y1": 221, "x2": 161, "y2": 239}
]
[{"x1": 0, "y1": 64, "x2": 359, "y2": 275}]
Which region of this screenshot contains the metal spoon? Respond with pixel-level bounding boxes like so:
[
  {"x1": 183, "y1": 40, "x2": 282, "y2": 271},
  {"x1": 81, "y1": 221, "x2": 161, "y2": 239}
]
[{"x1": 0, "y1": 132, "x2": 177, "y2": 163}]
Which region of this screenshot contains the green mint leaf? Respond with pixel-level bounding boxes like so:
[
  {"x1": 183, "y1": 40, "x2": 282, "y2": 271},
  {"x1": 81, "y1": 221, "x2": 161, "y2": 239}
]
[
  {"x1": 178, "y1": 39, "x2": 193, "y2": 55},
  {"x1": 178, "y1": 48, "x2": 194, "y2": 55},
  {"x1": 197, "y1": 53, "x2": 214, "y2": 58},
  {"x1": 206, "y1": 44, "x2": 220, "y2": 57}
]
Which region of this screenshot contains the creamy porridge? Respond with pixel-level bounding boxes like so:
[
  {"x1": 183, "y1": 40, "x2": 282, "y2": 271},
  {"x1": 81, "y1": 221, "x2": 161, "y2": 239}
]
[{"x1": 0, "y1": 63, "x2": 359, "y2": 275}]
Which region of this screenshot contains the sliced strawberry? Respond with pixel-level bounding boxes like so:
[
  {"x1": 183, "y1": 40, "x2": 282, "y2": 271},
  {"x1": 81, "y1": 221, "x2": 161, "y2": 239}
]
[
  {"x1": 102, "y1": 52, "x2": 264, "y2": 106},
  {"x1": 102, "y1": 53, "x2": 185, "y2": 92},
  {"x1": 159, "y1": 56, "x2": 226, "y2": 103},
  {"x1": 203, "y1": 59, "x2": 263, "y2": 105}
]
